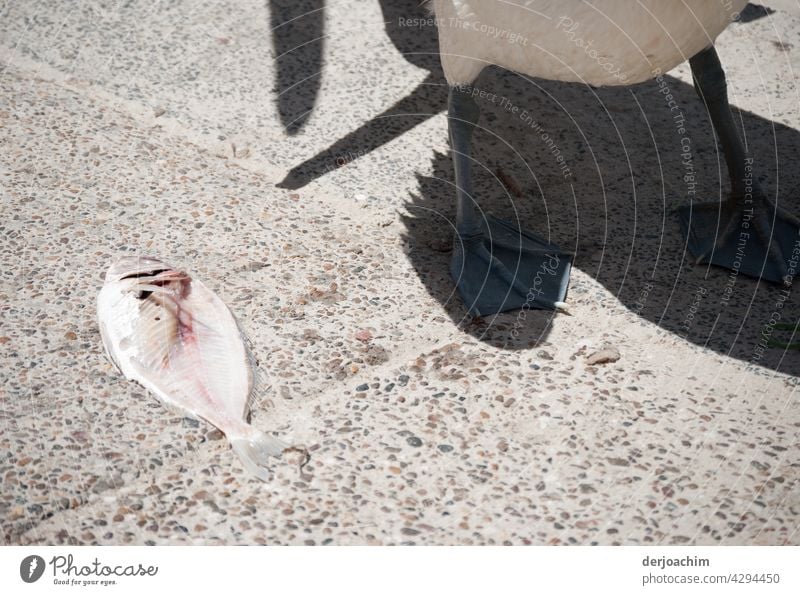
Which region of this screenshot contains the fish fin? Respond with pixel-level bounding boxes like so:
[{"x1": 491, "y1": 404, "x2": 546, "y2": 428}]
[
  {"x1": 98, "y1": 320, "x2": 123, "y2": 374},
  {"x1": 239, "y1": 324, "x2": 261, "y2": 411},
  {"x1": 230, "y1": 430, "x2": 289, "y2": 482}
]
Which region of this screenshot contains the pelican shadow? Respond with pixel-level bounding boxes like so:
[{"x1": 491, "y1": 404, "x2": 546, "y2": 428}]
[{"x1": 401, "y1": 63, "x2": 800, "y2": 378}]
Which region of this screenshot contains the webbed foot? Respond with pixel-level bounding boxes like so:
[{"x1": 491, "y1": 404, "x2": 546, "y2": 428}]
[
  {"x1": 679, "y1": 195, "x2": 800, "y2": 285},
  {"x1": 451, "y1": 215, "x2": 571, "y2": 316}
]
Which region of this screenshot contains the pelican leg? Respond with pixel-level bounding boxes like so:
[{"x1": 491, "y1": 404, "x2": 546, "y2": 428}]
[
  {"x1": 679, "y1": 46, "x2": 800, "y2": 285},
  {"x1": 447, "y1": 86, "x2": 571, "y2": 316}
]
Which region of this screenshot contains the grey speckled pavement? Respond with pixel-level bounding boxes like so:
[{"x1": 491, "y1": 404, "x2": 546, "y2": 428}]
[{"x1": 1, "y1": 1, "x2": 799, "y2": 545}]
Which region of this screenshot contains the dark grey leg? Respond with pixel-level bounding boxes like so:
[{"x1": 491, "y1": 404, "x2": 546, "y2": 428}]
[
  {"x1": 690, "y1": 47, "x2": 756, "y2": 197},
  {"x1": 684, "y1": 46, "x2": 799, "y2": 284},
  {"x1": 446, "y1": 86, "x2": 571, "y2": 316},
  {"x1": 448, "y1": 86, "x2": 484, "y2": 240}
]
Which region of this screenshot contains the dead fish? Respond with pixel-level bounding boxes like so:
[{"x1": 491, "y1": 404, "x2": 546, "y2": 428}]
[{"x1": 97, "y1": 255, "x2": 300, "y2": 480}]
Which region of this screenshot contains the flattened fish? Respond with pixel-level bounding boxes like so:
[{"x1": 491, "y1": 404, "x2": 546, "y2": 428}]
[{"x1": 97, "y1": 255, "x2": 299, "y2": 480}]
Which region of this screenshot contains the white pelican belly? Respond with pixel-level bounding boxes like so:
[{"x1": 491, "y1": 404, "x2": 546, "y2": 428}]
[{"x1": 433, "y1": 0, "x2": 749, "y2": 86}]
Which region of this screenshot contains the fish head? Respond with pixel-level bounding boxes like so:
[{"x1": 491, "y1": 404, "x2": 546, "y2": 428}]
[
  {"x1": 104, "y1": 256, "x2": 174, "y2": 284},
  {"x1": 105, "y1": 256, "x2": 192, "y2": 301}
]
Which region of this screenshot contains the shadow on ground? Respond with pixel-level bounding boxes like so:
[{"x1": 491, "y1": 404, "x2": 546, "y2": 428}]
[
  {"x1": 269, "y1": 0, "x2": 326, "y2": 134},
  {"x1": 271, "y1": 0, "x2": 800, "y2": 377}
]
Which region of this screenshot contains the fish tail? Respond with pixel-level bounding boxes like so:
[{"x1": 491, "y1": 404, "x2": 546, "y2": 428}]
[{"x1": 230, "y1": 430, "x2": 288, "y2": 482}]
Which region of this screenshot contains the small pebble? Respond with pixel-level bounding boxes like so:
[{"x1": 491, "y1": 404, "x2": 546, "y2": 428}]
[
  {"x1": 355, "y1": 329, "x2": 372, "y2": 342},
  {"x1": 586, "y1": 346, "x2": 621, "y2": 365}
]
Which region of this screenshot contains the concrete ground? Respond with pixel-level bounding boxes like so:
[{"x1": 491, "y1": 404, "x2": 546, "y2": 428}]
[{"x1": 1, "y1": 1, "x2": 799, "y2": 545}]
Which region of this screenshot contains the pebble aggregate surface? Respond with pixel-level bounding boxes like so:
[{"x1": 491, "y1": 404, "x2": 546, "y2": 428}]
[{"x1": 1, "y1": 1, "x2": 799, "y2": 545}]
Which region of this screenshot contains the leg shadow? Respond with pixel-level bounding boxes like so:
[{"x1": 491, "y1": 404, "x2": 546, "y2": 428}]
[{"x1": 269, "y1": 0, "x2": 325, "y2": 134}]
